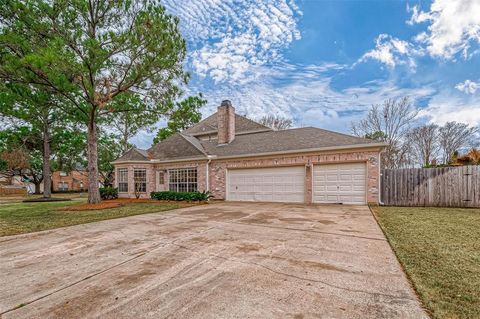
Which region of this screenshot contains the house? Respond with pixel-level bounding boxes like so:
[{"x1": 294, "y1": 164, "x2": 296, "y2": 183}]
[
  {"x1": 112, "y1": 100, "x2": 387, "y2": 204},
  {"x1": 0, "y1": 173, "x2": 43, "y2": 194},
  {"x1": 52, "y1": 170, "x2": 88, "y2": 192}
]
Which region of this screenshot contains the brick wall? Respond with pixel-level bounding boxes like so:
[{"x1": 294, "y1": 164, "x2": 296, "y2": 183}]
[
  {"x1": 208, "y1": 150, "x2": 381, "y2": 204},
  {"x1": 52, "y1": 171, "x2": 88, "y2": 191},
  {"x1": 217, "y1": 102, "x2": 235, "y2": 144},
  {"x1": 115, "y1": 161, "x2": 207, "y2": 199},
  {"x1": 114, "y1": 149, "x2": 381, "y2": 203},
  {"x1": 114, "y1": 163, "x2": 155, "y2": 199}
]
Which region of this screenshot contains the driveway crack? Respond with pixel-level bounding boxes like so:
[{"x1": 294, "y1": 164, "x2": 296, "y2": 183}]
[
  {"x1": 170, "y1": 243, "x2": 415, "y2": 302},
  {"x1": 0, "y1": 224, "x2": 219, "y2": 316}
]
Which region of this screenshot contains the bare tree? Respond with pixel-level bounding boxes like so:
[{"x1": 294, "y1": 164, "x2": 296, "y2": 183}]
[
  {"x1": 259, "y1": 115, "x2": 293, "y2": 130},
  {"x1": 351, "y1": 97, "x2": 418, "y2": 169},
  {"x1": 438, "y1": 122, "x2": 479, "y2": 164},
  {"x1": 407, "y1": 124, "x2": 439, "y2": 167}
]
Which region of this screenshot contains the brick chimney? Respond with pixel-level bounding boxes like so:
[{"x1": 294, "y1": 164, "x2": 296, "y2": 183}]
[{"x1": 217, "y1": 100, "x2": 235, "y2": 144}]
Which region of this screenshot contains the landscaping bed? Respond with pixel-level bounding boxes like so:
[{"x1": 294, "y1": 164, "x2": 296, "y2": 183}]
[{"x1": 371, "y1": 206, "x2": 480, "y2": 319}]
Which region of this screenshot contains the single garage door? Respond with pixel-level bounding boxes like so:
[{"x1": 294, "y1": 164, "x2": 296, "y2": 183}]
[
  {"x1": 313, "y1": 162, "x2": 366, "y2": 204},
  {"x1": 227, "y1": 166, "x2": 305, "y2": 203}
]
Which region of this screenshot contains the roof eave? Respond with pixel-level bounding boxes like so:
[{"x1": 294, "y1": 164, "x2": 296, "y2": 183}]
[
  {"x1": 112, "y1": 156, "x2": 209, "y2": 165},
  {"x1": 111, "y1": 159, "x2": 153, "y2": 165}
]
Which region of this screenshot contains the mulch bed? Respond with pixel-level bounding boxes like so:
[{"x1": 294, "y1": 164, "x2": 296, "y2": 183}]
[{"x1": 62, "y1": 202, "x2": 124, "y2": 211}]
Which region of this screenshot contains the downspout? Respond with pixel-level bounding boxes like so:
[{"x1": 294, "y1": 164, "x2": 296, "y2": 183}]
[
  {"x1": 206, "y1": 156, "x2": 214, "y2": 192},
  {"x1": 378, "y1": 151, "x2": 385, "y2": 205}
]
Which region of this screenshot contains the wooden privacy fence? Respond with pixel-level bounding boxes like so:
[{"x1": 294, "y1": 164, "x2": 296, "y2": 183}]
[
  {"x1": 0, "y1": 187, "x2": 27, "y2": 196},
  {"x1": 381, "y1": 166, "x2": 480, "y2": 207}
]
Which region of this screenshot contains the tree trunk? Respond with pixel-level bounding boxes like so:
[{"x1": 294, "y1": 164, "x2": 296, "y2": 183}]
[
  {"x1": 34, "y1": 181, "x2": 41, "y2": 194},
  {"x1": 87, "y1": 121, "x2": 101, "y2": 203},
  {"x1": 43, "y1": 125, "x2": 52, "y2": 198},
  {"x1": 123, "y1": 126, "x2": 129, "y2": 153}
]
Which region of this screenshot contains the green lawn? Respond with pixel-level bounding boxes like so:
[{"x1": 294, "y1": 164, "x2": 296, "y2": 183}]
[
  {"x1": 371, "y1": 206, "x2": 480, "y2": 319},
  {"x1": 0, "y1": 199, "x2": 187, "y2": 237},
  {"x1": 0, "y1": 192, "x2": 87, "y2": 204}
]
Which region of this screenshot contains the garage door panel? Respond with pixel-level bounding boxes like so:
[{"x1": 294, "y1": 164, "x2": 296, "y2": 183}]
[
  {"x1": 227, "y1": 166, "x2": 305, "y2": 203},
  {"x1": 313, "y1": 163, "x2": 366, "y2": 205}
]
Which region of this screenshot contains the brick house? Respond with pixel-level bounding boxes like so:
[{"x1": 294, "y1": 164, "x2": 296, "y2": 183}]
[
  {"x1": 52, "y1": 170, "x2": 88, "y2": 192},
  {"x1": 112, "y1": 100, "x2": 387, "y2": 204}
]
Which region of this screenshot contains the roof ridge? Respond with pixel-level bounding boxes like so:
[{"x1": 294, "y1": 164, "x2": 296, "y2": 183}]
[
  {"x1": 132, "y1": 148, "x2": 148, "y2": 158},
  {"x1": 264, "y1": 126, "x2": 374, "y2": 142},
  {"x1": 235, "y1": 113, "x2": 271, "y2": 130},
  {"x1": 182, "y1": 112, "x2": 217, "y2": 134},
  {"x1": 179, "y1": 133, "x2": 208, "y2": 157},
  {"x1": 305, "y1": 126, "x2": 376, "y2": 142}
]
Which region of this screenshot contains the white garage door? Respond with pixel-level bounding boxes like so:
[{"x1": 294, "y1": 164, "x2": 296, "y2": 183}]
[
  {"x1": 227, "y1": 166, "x2": 305, "y2": 203},
  {"x1": 313, "y1": 163, "x2": 366, "y2": 204}
]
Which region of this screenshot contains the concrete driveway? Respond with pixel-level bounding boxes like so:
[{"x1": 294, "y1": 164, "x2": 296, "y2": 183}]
[{"x1": 0, "y1": 202, "x2": 427, "y2": 318}]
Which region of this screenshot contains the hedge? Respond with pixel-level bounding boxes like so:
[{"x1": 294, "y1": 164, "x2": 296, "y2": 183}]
[
  {"x1": 150, "y1": 191, "x2": 211, "y2": 202},
  {"x1": 99, "y1": 187, "x2": 119, "y2": 200}
]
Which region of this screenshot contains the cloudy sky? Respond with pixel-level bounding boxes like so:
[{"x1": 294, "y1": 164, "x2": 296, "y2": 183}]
[{"x1": 131, "y1": 0, "x2": 480, "y2": 148}]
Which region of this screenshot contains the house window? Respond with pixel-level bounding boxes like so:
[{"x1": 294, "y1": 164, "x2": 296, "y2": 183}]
[
  {"x1": 158, "y1": 171, "x2": 165, "y2": 184},
  {"x1": 59, "y1": 171, "x2": 67, "y2": 177},
  {"x1": 118, "y1": 168, "x2": 128, "y2": 193},
  {"x1": 168, "y1": 168, "x2": 197, "y2": 192},
  {"x1": 134, "y1": 169, "x2": 147, "y2": 193},
  {"x1": 58, "y1": 182, "x2": 69, "y2": 191}
]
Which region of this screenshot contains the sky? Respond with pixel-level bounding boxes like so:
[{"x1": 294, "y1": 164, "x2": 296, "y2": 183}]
[{"x1": 131, "y1": 0, "x2": 480, "y2": 149}]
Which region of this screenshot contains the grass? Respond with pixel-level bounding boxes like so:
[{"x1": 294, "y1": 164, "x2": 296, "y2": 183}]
[
  {"x1": 371, "y1": 206, "x2": 480, "y2": 319},
  {"x1": 0, "y1": 192, "x2": 87, "y2": 204},
  {"x1": 0, "y1": 199, "x2": 191, "y2": 237}
]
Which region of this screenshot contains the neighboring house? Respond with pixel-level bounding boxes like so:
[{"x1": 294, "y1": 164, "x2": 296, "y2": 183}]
[
  {"x1": 52, "y1": 170, "x2": 88, "y2": 192},
  {"x1": 0, "y1": 173, "x2": 43, "y2": 194},
  {"x1": 112, "y1": 100, "x2": 387, "y2": 204}
]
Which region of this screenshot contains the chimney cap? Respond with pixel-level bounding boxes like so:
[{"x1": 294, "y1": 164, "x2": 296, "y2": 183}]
[{"x1": 220, "y1": 100, "x2": 232, "y2": 107}]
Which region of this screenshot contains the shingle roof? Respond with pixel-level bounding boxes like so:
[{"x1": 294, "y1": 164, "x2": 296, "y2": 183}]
[
  {"x1": 113, "y1": 113, "x2": 384, "y2": 163},
  {"x1": 147, "y1": 133, "x2": 205, "y2": 161},
  {"x1": 114, "y1": 148, "x2": 149, "y2": 162},
  {"x1": 199, "y1": 127, "x2": 380, "y2": 157},
  {"x1": 183, "y1": 113, "x2": 271, "y2": 136}
]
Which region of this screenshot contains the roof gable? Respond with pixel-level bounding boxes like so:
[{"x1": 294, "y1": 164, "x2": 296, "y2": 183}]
[{"x1": 115, "y1": 148, "x2": 149, "y2": 162}]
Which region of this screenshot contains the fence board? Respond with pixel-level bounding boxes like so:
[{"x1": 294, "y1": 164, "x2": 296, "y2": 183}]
[{"x1": 381, "y1": 166, "x2": 480, "y2": 207}]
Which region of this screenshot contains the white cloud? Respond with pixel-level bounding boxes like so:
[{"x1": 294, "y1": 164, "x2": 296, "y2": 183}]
[
  {"x1": 418, "y1": 93, "x2": 480, "y2": 126},
  {"x1": 358, "y1": 34, "x2": 419, "y2": 68},
  {"x1": 191, "y1": 64, "x2": 435, "y2": 131},
  {"x1": 360, "y1": 0, "x2": 480, "y2": 68},
  {"x1": 164, "y1": 0, "x2": 302, "y2": 83},
  {"x1": 455, "y1": 80, "x2": 479, "y2": 94},
  {"x1": 407, "y1": 0, "x2": 480, "y2": 59}
]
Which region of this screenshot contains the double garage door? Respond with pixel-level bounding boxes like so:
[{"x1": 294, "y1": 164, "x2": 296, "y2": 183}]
[
  {"x1": 227, "y1": 167, "x2": 305, "y2": 203},
  {"x1": 227, "y1": 163, "x2": 366, "y2": 204}
]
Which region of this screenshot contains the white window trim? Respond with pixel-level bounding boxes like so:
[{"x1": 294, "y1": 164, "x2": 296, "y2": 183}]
[
  {"x1": 118, "y1": 168, "x2": 128, "y2": 193},
  {"x1": 133, "y1": 168, "x2": 147, "y2": 193},
  {"x1": 168, "y1": 168, "x2": 197, "y2": 192}
]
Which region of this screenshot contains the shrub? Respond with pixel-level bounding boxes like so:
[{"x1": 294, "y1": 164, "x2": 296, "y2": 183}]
[
  {"x1": 150, "y1": 191, "x2": 212, "y2": 202},
  {"x1": 99, "y1": 187, "x2": 118, "y2": 200}
]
